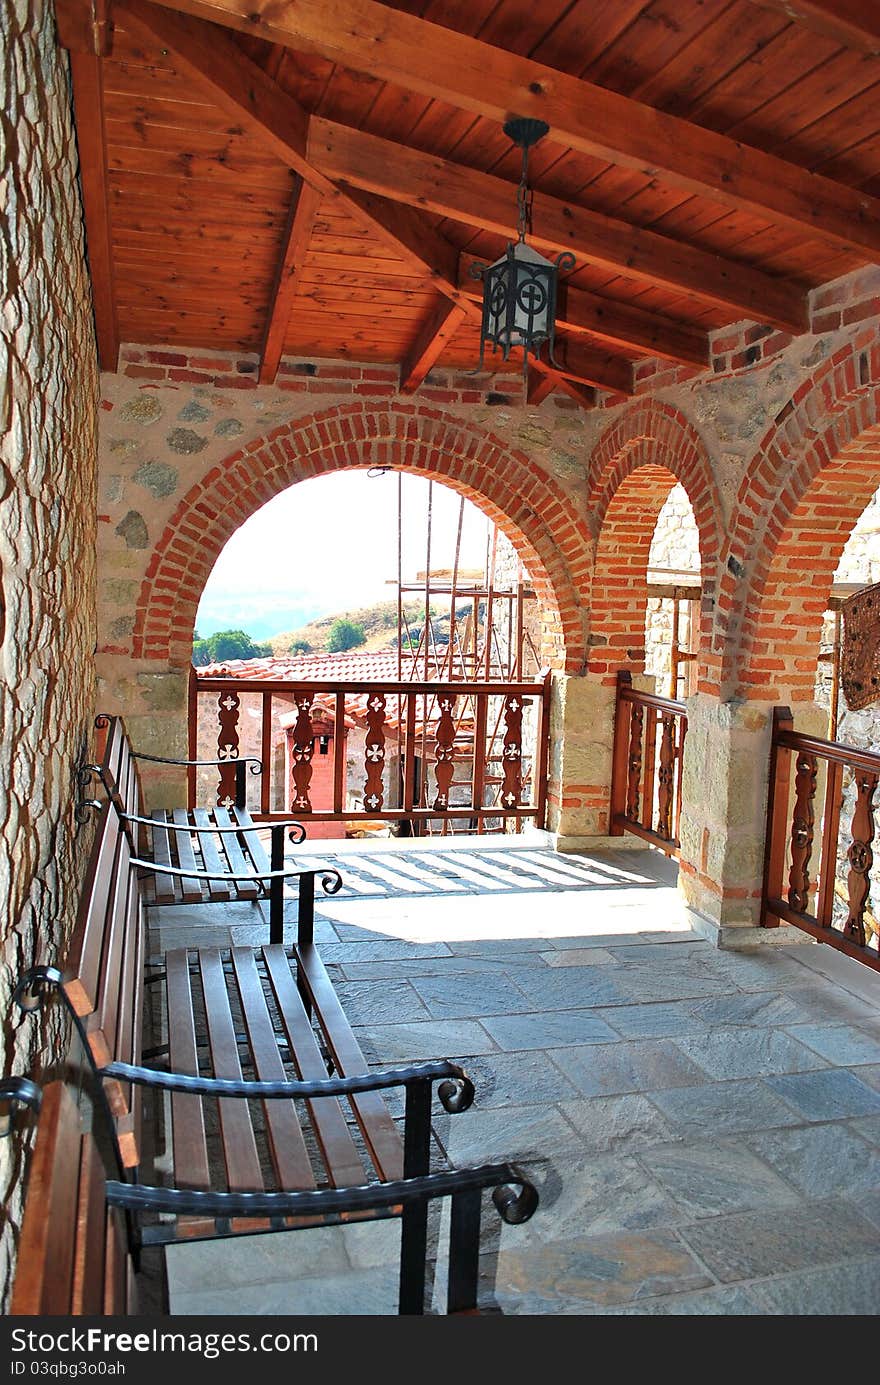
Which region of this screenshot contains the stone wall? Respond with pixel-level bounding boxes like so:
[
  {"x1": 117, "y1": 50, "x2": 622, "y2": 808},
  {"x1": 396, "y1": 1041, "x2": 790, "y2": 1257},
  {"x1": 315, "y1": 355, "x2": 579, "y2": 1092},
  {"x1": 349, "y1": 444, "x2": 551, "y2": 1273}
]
[{"x1": 0, "y1": 0, "x2": 99, "y2": 1307}]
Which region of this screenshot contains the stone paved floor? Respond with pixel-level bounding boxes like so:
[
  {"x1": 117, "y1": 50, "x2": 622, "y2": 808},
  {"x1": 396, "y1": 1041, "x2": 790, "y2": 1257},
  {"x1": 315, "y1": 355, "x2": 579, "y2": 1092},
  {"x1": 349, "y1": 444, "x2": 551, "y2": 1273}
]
[{"x1": 155, "y1": 835, "x2": 880, "y2": 1316}]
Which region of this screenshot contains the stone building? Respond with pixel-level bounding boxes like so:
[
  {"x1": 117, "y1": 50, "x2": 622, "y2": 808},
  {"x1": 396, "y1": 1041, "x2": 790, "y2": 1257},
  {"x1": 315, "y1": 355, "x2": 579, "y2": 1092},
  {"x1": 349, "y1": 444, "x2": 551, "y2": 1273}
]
[{"x1": 5, "y1": 0, "x2": 880, "y2": 1306}]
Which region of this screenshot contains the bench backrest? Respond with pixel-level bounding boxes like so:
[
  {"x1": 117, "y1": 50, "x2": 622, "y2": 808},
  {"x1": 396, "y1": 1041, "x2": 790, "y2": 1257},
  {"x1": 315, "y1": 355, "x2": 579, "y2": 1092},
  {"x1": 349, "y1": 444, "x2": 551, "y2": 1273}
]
[
  {"x1": 62, "y1": 798, "x2": 144, "y2": 1168},
  {"x1": 10, "y1": 1082, "x2": 136, "y2": 1315},
  {"x1": 96, "y1": 714, "x2": 143, "y2": 819}
]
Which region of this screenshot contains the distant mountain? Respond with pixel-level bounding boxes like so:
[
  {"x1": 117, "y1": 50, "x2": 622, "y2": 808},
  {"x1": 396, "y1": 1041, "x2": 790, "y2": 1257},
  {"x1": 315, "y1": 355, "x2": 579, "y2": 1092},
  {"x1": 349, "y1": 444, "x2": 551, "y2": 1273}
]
[{"x1": 269, "y1": 598, "x2": 485, "y2": 656}]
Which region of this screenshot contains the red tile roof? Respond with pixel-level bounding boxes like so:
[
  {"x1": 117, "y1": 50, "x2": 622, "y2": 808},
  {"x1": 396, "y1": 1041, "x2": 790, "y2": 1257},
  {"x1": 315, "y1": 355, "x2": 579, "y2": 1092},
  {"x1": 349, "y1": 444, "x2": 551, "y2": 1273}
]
[
  {"x1": 197, "y1": 650, "x2": 464, "y2": 733},
  {"x1": 198, "y1": 650, "x2": 435, "y2": 681}
]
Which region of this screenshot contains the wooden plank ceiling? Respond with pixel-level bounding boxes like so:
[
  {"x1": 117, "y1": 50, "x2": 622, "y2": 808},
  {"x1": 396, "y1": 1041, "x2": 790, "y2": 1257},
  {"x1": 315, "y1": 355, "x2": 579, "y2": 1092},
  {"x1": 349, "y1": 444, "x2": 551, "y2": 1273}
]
[{"x1": 58, "y1": 0, "x2": 880, "y2": 406}]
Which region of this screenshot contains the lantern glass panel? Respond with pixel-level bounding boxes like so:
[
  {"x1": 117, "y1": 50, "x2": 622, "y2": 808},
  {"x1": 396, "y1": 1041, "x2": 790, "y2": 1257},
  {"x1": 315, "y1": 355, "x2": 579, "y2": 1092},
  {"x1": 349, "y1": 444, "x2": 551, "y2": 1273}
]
[{"x1": 482, "y1": 242, "x2": 557, "y2": 358}]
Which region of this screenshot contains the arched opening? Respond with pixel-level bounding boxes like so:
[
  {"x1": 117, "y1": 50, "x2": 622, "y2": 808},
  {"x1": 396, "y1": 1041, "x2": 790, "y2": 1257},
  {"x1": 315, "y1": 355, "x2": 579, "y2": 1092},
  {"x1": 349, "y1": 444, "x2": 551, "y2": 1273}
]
[
  {"x1": 734, "y1": 424, "x2": 880, "y2": 703},
  {"x1": 722, "y1": 333, "x2": 880, "y2": 702},
  {"x1": 645, "y1": 484, "x2": 701, "y2": 701},
  {"x1": 587, "y1": 402, "x2": 722, "y2": 694},
  {"x1": 132, "y1": 402, "x2": 588, "y2": 675}
]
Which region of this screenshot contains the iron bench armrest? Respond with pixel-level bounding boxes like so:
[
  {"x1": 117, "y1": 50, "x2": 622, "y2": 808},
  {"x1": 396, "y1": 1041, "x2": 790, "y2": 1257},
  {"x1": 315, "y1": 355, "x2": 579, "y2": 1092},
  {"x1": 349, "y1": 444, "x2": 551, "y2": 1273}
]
[
  {"x1": 120, "y1": 810, "x2": 307, "y2": 844},
  {"x1": 129, "y1": 857, "x2": 343, "y2": 893},
  {"x1": 103, "y1": 1058, "x2": 475, "y2": 1114},
  {"x1": 106, "y1": 1160, "x2": 538, "y2": 1226},
  {"x1": 131, "y1": 752, "x2": 263, "y2": 773}
]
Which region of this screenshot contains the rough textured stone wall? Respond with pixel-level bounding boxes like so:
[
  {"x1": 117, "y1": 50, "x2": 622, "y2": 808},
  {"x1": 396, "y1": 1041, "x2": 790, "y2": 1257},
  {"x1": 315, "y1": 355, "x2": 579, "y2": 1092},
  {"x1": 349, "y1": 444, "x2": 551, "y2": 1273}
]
[{"x1": 0, "y1": 0, "x2": 99, "y2": 1307}]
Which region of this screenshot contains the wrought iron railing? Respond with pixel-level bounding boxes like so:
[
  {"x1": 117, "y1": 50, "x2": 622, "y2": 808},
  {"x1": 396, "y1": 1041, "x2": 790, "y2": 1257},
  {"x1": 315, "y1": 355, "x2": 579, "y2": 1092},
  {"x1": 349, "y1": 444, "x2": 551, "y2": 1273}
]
[
  {"x1": 610, "y1": 671, "x2": 687, "y2": 857},
  {"x1": 189, "y1": 672, "x2": 551, "y2": 831},
  {"x1": 762, "y1": 707, "x2": 880, "y2": 970}
]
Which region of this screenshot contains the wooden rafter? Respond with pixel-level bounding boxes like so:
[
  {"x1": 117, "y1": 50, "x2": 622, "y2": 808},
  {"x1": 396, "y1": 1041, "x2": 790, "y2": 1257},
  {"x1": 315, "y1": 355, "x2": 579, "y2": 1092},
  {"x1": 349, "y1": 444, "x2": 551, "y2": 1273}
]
[
  {"x1": 457, "y1": 254, "x2": 708, "y2": 368},
  {"x1": 153, "y1": 0, "x2": 880, "y2": 258},
  {"x1": 400, "y1": 301, "x2": 467, "y2": 394},
  {"x1": 117, "y1": 1, "x2": 599, "y2": 406},
  {"x1": 260, "y1": 176, "x2": 321, "y2": 384},
  {"x1": 310, "y1": 119, "x2": 807, "y2": 335},
  {"x1": 56, "y1": 0, "x2": 119, "y2": 370},
  {"x1": 526, "y1": 371, "x2": 556, "y2": 409},
  {"x1": 554, "y1": 342, "x2": 634, "y2": 398},
  {"x1": 746, "y1": 1, "x2": 880, "y2": 56}
]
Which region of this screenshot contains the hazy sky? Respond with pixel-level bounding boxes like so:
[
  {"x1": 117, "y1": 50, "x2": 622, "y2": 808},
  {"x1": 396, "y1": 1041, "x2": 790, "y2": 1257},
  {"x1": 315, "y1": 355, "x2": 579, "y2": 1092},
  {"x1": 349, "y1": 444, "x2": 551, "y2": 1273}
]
[{"x1": 196, "y1": 471, "x2": 495, "y2": 639}]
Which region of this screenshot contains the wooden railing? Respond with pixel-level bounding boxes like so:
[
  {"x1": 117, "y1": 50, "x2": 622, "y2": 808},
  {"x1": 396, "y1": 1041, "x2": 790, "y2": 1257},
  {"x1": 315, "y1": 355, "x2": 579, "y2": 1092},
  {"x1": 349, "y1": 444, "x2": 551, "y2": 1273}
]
[
  {"x1": 762, "y1": 707, "x2": 880, "y2": 971},
  {"x1": 189, "y1": 672, "x2": 551, "y2": 831},
  {"x1": 610, "y1": 671, "x2": 687, "y2": 858}
]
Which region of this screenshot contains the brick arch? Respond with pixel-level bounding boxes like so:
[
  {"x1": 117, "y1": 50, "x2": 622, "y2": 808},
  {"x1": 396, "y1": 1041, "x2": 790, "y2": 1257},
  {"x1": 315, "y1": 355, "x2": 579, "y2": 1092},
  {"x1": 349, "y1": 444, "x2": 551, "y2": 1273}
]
[
  {"x1": 725, "y1": 332, "x2": 880, "y2": 700},
  {"x1": 133, "y1": 402, "x2": 590, "y2": 671},
  {"x1": 587, "y1": 402, "x2": 723, "y2": 690}
]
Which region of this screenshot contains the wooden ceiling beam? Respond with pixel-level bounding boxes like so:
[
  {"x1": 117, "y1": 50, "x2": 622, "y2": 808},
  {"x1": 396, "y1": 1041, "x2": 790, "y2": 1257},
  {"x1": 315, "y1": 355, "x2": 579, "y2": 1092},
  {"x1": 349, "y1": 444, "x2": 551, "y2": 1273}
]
[
  {"x1": 310, "y1": 120, "x2": 807, "y2": 335},
  {"x1": 745, "y1": 1, "x2": 880, "y2": 56},
  {"x1": 56, "y1": 1, "x2": 119, "y2": 370},
  {"x1": 118, "y1": 2, "x2": 594, "y2": 407},
  {"x1": 457, "y1": 254, "x2": 708, "y2": 367},
  {"x1": 526, "y1": 370, "x2": 557, "y2": 408},
  {"x1": 553, "y1": 341, "x2": 634, "y2": 397},
  {"x1": 260, "y1": 176, "x2": 322, "y2": 384},
  {"x1": 399, "y1": 301, "x2": 468, "y2": 393},
  {"x1": 152, "y1": 0, "x2": 880, "y2": 258}
]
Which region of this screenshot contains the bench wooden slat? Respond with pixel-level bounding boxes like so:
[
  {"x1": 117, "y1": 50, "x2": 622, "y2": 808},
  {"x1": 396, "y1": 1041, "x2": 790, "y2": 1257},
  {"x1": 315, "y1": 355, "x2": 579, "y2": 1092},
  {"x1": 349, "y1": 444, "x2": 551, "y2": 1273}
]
[
  {"x1": 149, "y1": 811, "x2": 179, "y2": 905},
  {"x1": 166, "y1": 949, "x2": 211, "y2": 1191},
  {"x1": 72, "y1": 1136, "x2": 107, "y2": 1315},
  {"x1": 230, "y1": 948, "x2": 316, "y2": 1190},
  {"x1": 65, "y1": 805, "x2": 123, "y2": 1017},
  {"x1": 295, "y1": 941, "x2": 405, "y2": 1182},
  {"x1": 262, "y1": 945, "x2": 367, "y2": 1189},
  {"x1": 119, "y1": 736, "x2": 139, "y2": 818},
  {"x1": 171, "y1": 808, "x2": 208, "y2": 902},
  {"x1": 91, "y1": 830, "x2": 133, "y2": 1078},
  {"x1": 11, "y1": 1084, "x2": 82, "y2": 1314},
  {"x1": 103, "y1": 718, "x2": 129, "y2": 804},
  {"x1": 198, "y1": 949, "x2": 264, "y2": 1192},
  {"x1": 112, "y1": 868, "x2": 145, "y2": 1168},
  {"x1": 234, "y1": 807, "x2": 270, "y2": 875},
  {"x1": 213, "y1": 806, "x2": 260, "y2": 901},
  {"x1": 191, "y1": 807, "x2": 232, "y2": 901}
]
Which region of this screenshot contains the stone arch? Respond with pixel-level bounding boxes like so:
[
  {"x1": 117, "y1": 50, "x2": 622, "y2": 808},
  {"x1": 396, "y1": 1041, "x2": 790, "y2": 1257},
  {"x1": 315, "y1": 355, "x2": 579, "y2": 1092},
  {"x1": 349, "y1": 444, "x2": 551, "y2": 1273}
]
[
  {"x1": 587, "y1": 401, "x2": 724, "y2": 691},
  {"x1": 132, "y1": 401, "x2": 589, "y2": 671},
  {"x1": 725, "y1": 332, "x2": 880, "y2": 701}
]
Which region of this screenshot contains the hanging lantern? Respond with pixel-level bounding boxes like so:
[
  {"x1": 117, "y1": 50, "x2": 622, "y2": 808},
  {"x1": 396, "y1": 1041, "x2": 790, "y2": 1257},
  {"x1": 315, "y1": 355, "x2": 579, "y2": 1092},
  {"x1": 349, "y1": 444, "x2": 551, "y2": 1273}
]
[{"x1": 472, "y1": 117, "x2": 574, "y2": 378}]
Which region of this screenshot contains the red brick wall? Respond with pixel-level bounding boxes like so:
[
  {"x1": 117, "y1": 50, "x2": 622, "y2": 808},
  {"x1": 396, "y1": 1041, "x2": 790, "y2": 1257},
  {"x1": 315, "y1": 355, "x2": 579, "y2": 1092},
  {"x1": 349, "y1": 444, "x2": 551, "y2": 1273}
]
[
  {"x1": 131, "y1": 397, "x2": 591, "y2": 675},
  {"x1": 720, "y1": 329, "x2": 880, "y2": 700},
  {"x1": 587, "y1": 401, "x2": 724, "y2": 693}
]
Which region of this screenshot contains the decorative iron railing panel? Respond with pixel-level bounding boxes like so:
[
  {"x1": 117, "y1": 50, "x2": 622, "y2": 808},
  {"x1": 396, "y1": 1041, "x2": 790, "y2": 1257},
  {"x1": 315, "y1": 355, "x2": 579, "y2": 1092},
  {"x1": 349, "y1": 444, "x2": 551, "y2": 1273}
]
[
  {"x1": 190, "y1": 673, "x2": 550, "y2": 831},
  {"x1": 610, "y1": 671, "x2": 687, "y2": 858},
  {"x1": 762, "y1": 708, "x2": 880, "y2": 970}
]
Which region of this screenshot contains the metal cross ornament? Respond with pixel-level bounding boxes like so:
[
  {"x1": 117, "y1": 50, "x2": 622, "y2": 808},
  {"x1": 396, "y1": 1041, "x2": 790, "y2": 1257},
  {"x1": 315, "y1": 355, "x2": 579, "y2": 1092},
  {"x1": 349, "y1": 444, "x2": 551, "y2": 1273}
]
[{"x1": 472, "y1": 117, "x2": 574, "y2": 378}]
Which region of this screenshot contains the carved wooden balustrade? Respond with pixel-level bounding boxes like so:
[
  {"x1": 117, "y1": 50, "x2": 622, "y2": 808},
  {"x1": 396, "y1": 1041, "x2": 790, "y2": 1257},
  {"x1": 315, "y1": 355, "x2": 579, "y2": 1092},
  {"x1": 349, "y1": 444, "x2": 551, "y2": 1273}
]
[
  {"x1": 762, "y1": 707, "x2": 880, "y2": 971},
  {"x1": 610, "y1": 671, "x2": 687, "y2": 858},
  {"x1": 190, "y1": 672, "x2": 551, "y2": 831}
]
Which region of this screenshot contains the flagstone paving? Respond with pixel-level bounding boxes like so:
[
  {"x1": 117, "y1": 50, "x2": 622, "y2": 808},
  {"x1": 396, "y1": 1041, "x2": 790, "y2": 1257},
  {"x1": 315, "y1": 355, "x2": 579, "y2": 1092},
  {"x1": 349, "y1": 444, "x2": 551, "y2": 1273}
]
[{"x1": 158, "y1": 836, "x2": 880, "y2": 1316}]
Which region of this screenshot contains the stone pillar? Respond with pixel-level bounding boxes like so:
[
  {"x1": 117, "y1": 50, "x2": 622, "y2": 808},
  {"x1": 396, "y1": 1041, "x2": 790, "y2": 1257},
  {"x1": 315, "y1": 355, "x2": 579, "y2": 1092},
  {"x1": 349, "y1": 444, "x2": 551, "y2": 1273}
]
[
  {"x1": 677, "y1": 694, "x2": 810, "y2": 947},
  {"x1": 1, "y1": 0, "x2": 100, "y2": 1307},
  {"x1": 96, "y1": 654, "x2": 191, "y2": 808},
  {"x1": 545, "y1": 671, "x2": 644, "y2": 849}
]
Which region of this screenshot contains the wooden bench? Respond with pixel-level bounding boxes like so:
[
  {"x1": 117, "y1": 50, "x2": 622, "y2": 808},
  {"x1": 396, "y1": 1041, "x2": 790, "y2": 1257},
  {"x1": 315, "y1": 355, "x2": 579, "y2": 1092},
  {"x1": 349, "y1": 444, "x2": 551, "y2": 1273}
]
[
  {"x1": 90, "y1": 713, "x2": 334, "y2": 943},
  {"x1": 13, "y1": 794, "x2": 537, "y2": 1315},
  {"x1": 10, "y1": 1080, "x2": 136, "y2": 1316}
]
